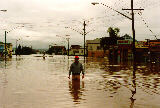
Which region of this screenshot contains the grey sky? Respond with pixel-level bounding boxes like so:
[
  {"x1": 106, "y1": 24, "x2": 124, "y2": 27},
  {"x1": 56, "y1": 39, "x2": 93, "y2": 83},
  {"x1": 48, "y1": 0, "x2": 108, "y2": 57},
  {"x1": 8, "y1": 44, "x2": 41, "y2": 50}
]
[{"x1": 0, "y1": 0, "x2": 160, "y2": 49}]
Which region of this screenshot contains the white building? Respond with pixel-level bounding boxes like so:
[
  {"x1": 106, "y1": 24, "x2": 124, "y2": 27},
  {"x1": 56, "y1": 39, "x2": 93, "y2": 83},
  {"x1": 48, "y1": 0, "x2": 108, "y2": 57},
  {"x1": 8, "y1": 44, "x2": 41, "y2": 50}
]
[
  {"x1": 69, "y1": 45, "x2": 85, "y2": 56},
  {"x1": 86, "y1": 38, "x2": 104, "y2": 57}
]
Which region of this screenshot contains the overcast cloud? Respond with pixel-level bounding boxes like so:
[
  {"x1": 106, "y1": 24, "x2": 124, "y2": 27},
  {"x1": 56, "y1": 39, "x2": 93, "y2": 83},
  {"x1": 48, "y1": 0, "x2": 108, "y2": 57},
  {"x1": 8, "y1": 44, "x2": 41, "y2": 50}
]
[{"x1": 0, "y1": 0, "x2": 160, "y2": 49}]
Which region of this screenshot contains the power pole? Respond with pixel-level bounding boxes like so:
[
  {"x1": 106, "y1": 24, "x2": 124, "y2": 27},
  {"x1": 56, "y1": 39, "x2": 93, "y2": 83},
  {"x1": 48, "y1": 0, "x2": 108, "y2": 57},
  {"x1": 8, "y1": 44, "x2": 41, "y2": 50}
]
[
  {"x1": 5, "y1": 31, "x2": 7, "y2": 60},
  {"x1": 83, "y1": 21, "x2": 86, "y2": 60},
  {"x1": 122, "y1": 0, "x2": 144, "y2": 62},
  {"x1": 66, "y1": 38, "x2": 70, "y2": 57},
  {"x1": 145, "y1": 39, "x2": 151, "y2": 62},
  {"x1": 131, "y1": 0, "x2": 135, "y2": 62},
  {"x1": 16, "y1": 39, "x2": 18, "y2": 56}
]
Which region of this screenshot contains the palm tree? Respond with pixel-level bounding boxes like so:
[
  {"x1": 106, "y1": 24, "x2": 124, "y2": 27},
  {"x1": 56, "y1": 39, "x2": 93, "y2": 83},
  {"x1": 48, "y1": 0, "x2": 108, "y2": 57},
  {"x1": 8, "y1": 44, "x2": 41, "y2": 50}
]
[
  {"x1": 114, "y1": 27, "x2": 120, "y2": 37},
  {"x1": 107, "y1": 27, "x2": 120, "y2": 38},
  {"x1": 100, "y1": 27, "x2": 121, "y2": 55}
]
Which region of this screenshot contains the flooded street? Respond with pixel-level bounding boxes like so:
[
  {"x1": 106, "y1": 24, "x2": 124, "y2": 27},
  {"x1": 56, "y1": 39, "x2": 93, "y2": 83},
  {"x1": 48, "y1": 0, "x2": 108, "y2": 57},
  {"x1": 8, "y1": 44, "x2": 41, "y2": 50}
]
[{"x1": 0, "y1": 55, "x2": 160, "y2": 108}]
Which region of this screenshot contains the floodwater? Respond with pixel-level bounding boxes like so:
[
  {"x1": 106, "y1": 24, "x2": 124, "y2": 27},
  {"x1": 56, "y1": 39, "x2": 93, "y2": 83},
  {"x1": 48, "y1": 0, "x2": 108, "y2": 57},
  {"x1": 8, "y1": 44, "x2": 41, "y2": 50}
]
[{"x1": 0, "y1": 55, "x2": 160, "y2": 108}]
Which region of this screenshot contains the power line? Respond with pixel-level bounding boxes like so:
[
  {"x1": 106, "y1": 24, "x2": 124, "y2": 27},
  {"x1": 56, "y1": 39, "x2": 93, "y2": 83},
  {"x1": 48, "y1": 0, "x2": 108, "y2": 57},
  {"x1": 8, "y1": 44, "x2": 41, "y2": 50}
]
[{"x1": 137, "y1": 12, "x2": 158, "y2": 39}]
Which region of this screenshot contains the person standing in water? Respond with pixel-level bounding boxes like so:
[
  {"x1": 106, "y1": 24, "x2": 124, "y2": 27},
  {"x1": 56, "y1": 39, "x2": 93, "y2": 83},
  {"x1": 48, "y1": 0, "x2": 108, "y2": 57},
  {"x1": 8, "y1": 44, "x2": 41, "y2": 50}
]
[
  {"x1": 68, "y1": 56, "x2": 84, "y2": 80},
  {"x1": 43, "y1": 52, "x2": 46, "y2": 59}
]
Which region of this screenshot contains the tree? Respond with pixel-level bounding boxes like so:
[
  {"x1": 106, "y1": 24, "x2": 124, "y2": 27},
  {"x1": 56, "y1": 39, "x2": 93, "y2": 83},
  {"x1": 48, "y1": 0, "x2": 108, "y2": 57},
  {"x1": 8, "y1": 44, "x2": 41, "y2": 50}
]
[
  {"x1": 100, "y1": 27, "x2": 120, "y2": 49},
  {"x1": 16, "y1": 44, "x2": 22, "y2": 56},
  {"x1": 100, "y1": 27, "x2": 123, "y2": 53},
  {"x1": 46, "y1": 46, "x2": 54, "y2": 55},
  {"x1": 107, "y1": 27, "x2": 120, "y2": 38},
  {"x1": 21, "y1": 46, "x2": 36, "y2": 55},
  {"x1": 46, "y1": 46, "x2": 66, "y2": 55}
]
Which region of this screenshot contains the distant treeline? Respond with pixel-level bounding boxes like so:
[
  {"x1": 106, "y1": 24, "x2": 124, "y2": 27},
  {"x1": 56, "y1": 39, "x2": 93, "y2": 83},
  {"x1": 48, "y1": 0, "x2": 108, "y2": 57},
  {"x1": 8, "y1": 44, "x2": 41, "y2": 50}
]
[{"x1": 16, "y1": 45, "x2": 36, "y2": 55}]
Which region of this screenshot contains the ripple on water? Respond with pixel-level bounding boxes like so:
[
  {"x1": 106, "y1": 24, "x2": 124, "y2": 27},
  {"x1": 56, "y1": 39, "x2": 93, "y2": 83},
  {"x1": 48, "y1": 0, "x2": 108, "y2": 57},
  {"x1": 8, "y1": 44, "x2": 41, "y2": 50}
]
[{"x1": 0, "y1": 55, "x2": 160, "y2": 108}]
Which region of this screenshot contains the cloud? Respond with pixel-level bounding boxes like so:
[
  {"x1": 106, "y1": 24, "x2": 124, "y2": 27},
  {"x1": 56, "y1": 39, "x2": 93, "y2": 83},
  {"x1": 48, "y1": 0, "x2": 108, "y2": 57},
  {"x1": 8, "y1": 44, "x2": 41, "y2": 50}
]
[{"x1": 0, "y1": 0, "x2": 160, "y2": 49}]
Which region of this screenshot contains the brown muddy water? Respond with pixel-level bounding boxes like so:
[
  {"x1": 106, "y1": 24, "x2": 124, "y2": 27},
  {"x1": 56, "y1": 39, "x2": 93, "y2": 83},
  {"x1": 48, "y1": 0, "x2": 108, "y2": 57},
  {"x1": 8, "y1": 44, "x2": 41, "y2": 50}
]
[{"x1": 0, "y1": 55, "x2": 160, "y2": 108}]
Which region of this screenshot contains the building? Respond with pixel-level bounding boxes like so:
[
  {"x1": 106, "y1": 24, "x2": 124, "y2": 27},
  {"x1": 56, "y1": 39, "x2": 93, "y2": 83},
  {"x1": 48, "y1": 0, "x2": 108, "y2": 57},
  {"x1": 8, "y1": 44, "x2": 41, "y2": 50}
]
[
  {"x1": 47, "y1": 45, "x2": 66, "y2": 55},
  {"x1": 147, "y1": 39, "x2": 160, "y2": 62},
  {"x1": 135, "y1": 41, "x2": 148, "y2": 48},
  {"x1": 6, "y1": 43, "x2": 13, "y2": 57},
  {"x1": 0, "y1": 42, "x2": 13, "y2": 58},
  {"x1": 117, "y1": 40, "x2": 133, "y2": 61},
  {"x1": 53, "y1": 46, "x2": 66, "y2": 55},
  {"x1": 86, "y1": 38, "x2": 104, "y2": 57},
  {"x1": 0, "y1": 42, "x2": 4, "y2": 57},
  {"x1": 149, "y1": 39, "x2": 160, "y2": 51},
  {"x1": 121, "y1": 34, "x2": 133, "y2": 41},
  {"x1": 69, "y1": 45, "x2": 84, "y2": 56}
]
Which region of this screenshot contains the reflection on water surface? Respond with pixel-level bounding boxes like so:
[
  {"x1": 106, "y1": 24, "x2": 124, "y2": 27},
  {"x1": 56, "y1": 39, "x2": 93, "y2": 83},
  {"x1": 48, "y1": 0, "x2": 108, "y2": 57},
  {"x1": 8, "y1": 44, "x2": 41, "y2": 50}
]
[{"x1": 0, "y1": 55, "x2": 160, "y2": 108}]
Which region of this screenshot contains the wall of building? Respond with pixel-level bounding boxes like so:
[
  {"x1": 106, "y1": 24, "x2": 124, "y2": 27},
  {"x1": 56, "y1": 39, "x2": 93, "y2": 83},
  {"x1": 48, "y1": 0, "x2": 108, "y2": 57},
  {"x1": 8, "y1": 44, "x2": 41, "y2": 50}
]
[
  {"x1": 0, "y1": 43, "x2": 12, "y2": 57},
  {"x1": 69, "y1": 48, "x2": 84, "y2": 56},
  {"x1": 0, "y1": 44, "x2": 4, "y2": 52},
  {"x1": 6, "y1": 44, "x2": 13, "y2": 57},
  {"x1": 86, "y1": 38, "x2": 104, "y2": 57},
  {"x1": 87, "y1": 43, "x2": 102, "y2": 51},
  {"x1": 88, "y1": 50, "x2": 104, "y2": 57}
]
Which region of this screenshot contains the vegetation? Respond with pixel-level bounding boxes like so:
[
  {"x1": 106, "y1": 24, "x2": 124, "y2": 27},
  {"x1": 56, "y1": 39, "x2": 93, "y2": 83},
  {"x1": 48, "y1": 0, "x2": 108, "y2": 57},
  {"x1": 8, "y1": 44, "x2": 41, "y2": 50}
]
[
  {"x1": 21, "y1": 46, "x2": 36, "y2": 55},
  {"x1": 46, "y1": 46, "x2": 66, "y2": 55},
  {"x1": 107, "y1": 27, "x2": 120, "y2": 38},
  {"x1": 46, "y1": 46, "x2": 55, "y2": 55},
  {"x1": 100, "y1": 27, "x2": 123, "y2": 51},
  {"x1": 16, "y1": 45, "x2": 36, "y2": 55}
]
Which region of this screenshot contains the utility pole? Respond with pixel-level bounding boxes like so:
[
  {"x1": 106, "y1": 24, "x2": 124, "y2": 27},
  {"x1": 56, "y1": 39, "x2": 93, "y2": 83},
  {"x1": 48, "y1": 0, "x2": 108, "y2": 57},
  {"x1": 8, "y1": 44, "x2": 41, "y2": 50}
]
[
  {"x1": 131, "y1": 0, "x2": 135, "y2": 62},
  {"x1": 16, "y1": 39, "x2": 19, "y2": 56},
  {"x1": 5, "y1": 31, "x2": 7, "y2": 60},
  {"x1": 145, "y1": 39, "x2": 151, "y2": 62},
  {"x1": 15, "y1": 40, "x2": 17, "y2": 56},
  {"x1": 66, "y1": 38, "x2": 70, "y2": 57},
  {"x1": 122, "y1": 0, "x2": 144, "y2": 62},
  {"x1": 65, "y1": 21, "x2": 93, "y2": 60},
  {"x1": 83, "y1": 21, "x2": 86, "y2": 60}
]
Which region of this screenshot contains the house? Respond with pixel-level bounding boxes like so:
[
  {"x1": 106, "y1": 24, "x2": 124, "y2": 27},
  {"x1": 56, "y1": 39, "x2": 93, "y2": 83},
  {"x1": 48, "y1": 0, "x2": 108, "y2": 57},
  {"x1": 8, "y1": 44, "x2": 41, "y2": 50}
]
[
  {"x1": 0, "y1": 42, "x2": 13, "y2": 58},
  {"x1": 117, "y1": 40, "x2": 133, "y2": 60},
  {"x1": 0, "y1": 42, "x2": 4, "y2": 57},
  {"x1": 117, "y1": 35, "x2": 133, "y2": 61},
  {"x1": 47, "y1": 45, "x2": 66, "y2": 55},
  {"x1": 135, "y1": 41, "x2": 148, "y2": 48},
  {"x1": 6, "y1": 43, "x2": 13, "y2": 57},
  {"x1": 69, "y1": 45, "x2": 84, "y2": 56},
  {"x1": 121, "y1": 34, "x2": 133, "y2": 41},
  {"x1": 86, "y1": 38, "x2": 104, "y2": 57}
]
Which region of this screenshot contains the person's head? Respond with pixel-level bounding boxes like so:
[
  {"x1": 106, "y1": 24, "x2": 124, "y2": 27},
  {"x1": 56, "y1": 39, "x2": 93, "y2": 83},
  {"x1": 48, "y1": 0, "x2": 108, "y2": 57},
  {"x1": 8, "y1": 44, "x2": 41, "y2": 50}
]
[{"x1": 74, "y1": 56, "x2": 79, "y2": 63}]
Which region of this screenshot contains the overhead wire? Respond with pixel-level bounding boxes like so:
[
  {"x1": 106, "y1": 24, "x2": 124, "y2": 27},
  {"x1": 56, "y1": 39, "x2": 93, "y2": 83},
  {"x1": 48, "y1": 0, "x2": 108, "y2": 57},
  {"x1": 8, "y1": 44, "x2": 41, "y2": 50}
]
[{"x1": 137, "y1": 12, "x2": 158, "y2": 39}]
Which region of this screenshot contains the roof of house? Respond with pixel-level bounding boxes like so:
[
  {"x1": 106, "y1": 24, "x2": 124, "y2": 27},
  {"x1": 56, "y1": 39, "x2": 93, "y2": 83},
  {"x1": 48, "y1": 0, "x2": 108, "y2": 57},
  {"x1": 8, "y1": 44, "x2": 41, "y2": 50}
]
[
  {"x1": 0, "y1": 42, "x2": 4, "y2": 44},
  {"x1": 150, "y1": 39, "x2": 160, "y2": 42},
  {"x1": 53, "y1": 46, "x2": 66, "y2": 49},
  {"x1": 86, "y1": 38, "x2": 101, "y2": 44},
  {"x1": 71, "y1": 45, "x2": 81, "y2": 49}
]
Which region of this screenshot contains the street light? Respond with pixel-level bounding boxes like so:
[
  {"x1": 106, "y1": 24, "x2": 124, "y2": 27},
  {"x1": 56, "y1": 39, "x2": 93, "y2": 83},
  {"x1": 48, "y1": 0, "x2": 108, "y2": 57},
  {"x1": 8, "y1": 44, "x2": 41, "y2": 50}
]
[
  {"x1": 4, "y1": 25, "x2": 24, "y2": 60},
  {"x1": 0, "y1": 10, "x2": 7, "y2": 12},
  {"x1": 91, "y1": 1, "x2": 144, "y2": 62},
  {"x1": 56, "y1": 35, "x2": 70, "y2": 57},
  {"x1": 65, "y1": 21, "x2": 88, "y2": 59},
  {"x1": 91, "y1": 2, "x2": 132, "y2": 20},
  {"x1": 91, "y1": 2, "x2": 99, "y2": 5}
]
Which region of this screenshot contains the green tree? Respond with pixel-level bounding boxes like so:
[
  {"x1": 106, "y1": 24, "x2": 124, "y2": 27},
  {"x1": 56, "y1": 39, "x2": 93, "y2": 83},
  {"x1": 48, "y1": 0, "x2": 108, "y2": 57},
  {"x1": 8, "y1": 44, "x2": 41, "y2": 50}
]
[
  {"x1": 46, "y1": 46, "x2": 54, "y2": 55},
  {"x1": 21, "y1": 46, "x2": 36, "y2": 55},
  {"x1": 100, "y1": 27, "x2": 122, "y2": 53},
  {"x1": 107, "y1": 27, "x2": 120, "y2": 38}
]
